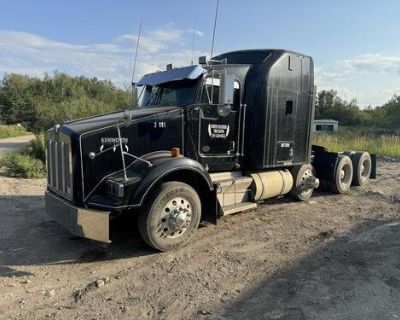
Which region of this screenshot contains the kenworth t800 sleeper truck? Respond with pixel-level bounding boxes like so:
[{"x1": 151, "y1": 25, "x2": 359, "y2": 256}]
[{"x1": 45, "y1": 49, "x2": 376, "y2": 251}]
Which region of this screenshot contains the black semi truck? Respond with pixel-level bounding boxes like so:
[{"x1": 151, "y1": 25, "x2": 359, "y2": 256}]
[{"x1": 45, "y1": 49, "x2": 375, "y2": 251}]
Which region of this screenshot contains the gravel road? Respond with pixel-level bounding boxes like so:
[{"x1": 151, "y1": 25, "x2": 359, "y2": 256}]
[
  {"x1": 0, "y1": 159, "x2": 399, "y2": 320},
  {"x1": 0, "y1": 135, "x2": 35, "y2": 154}
]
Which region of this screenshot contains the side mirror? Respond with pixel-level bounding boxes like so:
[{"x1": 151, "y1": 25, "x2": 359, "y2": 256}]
[{"x1": 219, "y1": 73, "x2": 235, "y2": 105}]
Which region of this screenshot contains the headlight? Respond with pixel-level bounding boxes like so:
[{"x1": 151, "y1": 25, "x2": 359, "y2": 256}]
[{"x1": 105, "y1": 180, "x2": 124, "y2": 197}]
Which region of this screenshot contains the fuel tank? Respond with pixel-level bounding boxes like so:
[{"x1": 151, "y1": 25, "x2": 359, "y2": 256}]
[{"x1": 250, "y1": 169, "x2": 293, "y2": 201}]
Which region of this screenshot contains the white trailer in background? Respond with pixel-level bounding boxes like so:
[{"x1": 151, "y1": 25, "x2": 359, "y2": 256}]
[{"x1": 313, "y1": 119, "x2": 339, "y2": 132}]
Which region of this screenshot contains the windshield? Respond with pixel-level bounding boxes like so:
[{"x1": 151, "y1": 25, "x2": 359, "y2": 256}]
[{"x1": 138, "y1": 79, "x2": 198, "y2": 107}]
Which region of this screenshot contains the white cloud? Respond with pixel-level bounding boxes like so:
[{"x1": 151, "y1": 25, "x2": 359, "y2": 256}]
[
  {"x1": 0, "y1": 27, "x2": 207, "y2": 87},
  {"x1": 316, "y1": 82, "x2": 399, "y2": 107},
  {"x1": 1, "y1": 29, "x2": 397, "y2": 107},
  {"x1": 148, "y1": 28, "x2": 184, "y2": 43},
  {"x1": 188, "y1": 29, "x2": 204, "y2": 37},
  {"x1": 315, "y1": 67, "x2": 346, "y2": 83},
  {"x1": 114, "y1": 26, "x2": 185, "y2": 54},
  {"x1": 315, "y1": 53, "x2": 400, "y2": 107},
  {"x1": 339, "y1": 54, "x2": 400, "y2": 76},
  {"x1": 0, "y1": 30, "x2": 131, "y2": 83}
]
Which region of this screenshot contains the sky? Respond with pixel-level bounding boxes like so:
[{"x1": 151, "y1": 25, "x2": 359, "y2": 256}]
[{"x1": 0, "y1": 0, "x2": 399, "y2": 107}]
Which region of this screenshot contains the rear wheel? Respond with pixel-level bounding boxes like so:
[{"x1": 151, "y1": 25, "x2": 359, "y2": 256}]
[
  {"x1": 329, "y1": 155, "x2": 353, "y2": 194},
  {"x1": 138, "y1": 181, "x2": 201, "y2": 251},
  {"x1": 342, "y1": 150, "x2": 356, "y2": 156},
  {"x1": 351, "y1": 152, "x2": 372, "y2": 186},
  {"x1": 290, "y1": 164, "x2": 316, "y2": 201}
]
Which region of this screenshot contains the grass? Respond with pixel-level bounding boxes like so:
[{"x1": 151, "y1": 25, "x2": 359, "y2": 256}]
[
  {"x1": 313, "y1": 131, "x2": 400, "y2": 158},
  {"x1": 0, "y1": 124, "x2": 29, "y2": 139},
  {"x1": 0, "y1": 134, "x2": 46, "y2": 179},
  {"x1": 27, "y1": 134, "x2": 46, "y2": 162},
  {"x1": 0, "y1": 153, "x2": 46, "y2": 178}
]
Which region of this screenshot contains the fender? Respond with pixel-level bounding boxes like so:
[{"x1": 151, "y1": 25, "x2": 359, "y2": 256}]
[{"x1": 130, "y1": 153, "x2": 214, "y2": 206}]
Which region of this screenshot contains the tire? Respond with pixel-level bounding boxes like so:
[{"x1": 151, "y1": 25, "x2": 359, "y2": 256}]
[
  {"x1": 342, "y1": 150, "x2": 356, "y2": 157},
  {"x1": 290, "y1": 164, "x2": 316, "y2": 201},
  {"x1": 329, "y1": 155, "x2": 353, "y2": 194},
  {"x1": 351, "y1": 152, "x2": 372, "y2": 186},
  {"x1": 138, "y1": 181, "x2": 201, "y2": 251}
]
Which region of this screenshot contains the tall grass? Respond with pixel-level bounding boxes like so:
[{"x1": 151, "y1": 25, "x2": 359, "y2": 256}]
[
  {"x1": 0, "y1": 124, "x2": 29, "y2": 139},
  {"x1": 0, "y1": 153, "x2": 45, "y2": 178},
  {"x1": 313, "y1": 132, "x2": 400, "y2": 157},
  {"x1": 27, "y1": 134, "x2": 45, "y2": 162}
]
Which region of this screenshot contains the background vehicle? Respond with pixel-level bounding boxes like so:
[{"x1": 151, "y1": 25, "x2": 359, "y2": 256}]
[{"x1": 45, "y1": 49, "x2": 376, "y2": 251}]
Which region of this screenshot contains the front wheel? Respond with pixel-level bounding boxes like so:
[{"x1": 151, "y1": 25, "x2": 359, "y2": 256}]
[
  {"x1": 138, "y1": 181, "x2": 201, "y2": 251},
  {"x1": 290, "y1": 164, "x2": 317, "y2": 201}
]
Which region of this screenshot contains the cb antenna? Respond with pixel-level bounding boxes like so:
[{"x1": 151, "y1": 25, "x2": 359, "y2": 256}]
[
  {"x1": 190, "y1": 18, "x2": 196, "y2": 65},
  {"x1": 131, "y1": 21, "x2": 142, "y2": 108},
  {"x1": 210, "y1": 0, "x2": 220, "y2": 62}
]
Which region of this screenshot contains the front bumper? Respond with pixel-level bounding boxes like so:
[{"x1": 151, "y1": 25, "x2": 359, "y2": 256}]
[{"x1": 45, "y1": 190, "x2": 111, "y2": 243}]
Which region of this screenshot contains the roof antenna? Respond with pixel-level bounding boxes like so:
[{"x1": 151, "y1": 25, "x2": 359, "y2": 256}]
[
  {"x1": 190, "y1": 18, "x2": 196, "y2": 65},
  {"x1": 131, "y1": 21, "x2": 142, "y2": 108},
  {"x1": 210, "y1": 0, "x2": 220, "y2": 62}
]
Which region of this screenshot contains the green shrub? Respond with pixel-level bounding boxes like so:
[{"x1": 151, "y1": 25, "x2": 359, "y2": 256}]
[
  {"x1": 0, "y1": 124, "x2": 29, "y2": 139},
  {"x1": 0, "y1": 72, "x2": 131, "y2": 133},
  {"x1": 0, "y1": 153, "x2": 46, "y2": 178},
  {"x1": 28, "y1": 134, "x2": 45, "y2": 162}
]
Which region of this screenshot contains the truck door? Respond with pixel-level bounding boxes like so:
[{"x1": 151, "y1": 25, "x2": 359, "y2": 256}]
[{"x1": 196, "y1": 76, "x2": 241, "y2": 171}]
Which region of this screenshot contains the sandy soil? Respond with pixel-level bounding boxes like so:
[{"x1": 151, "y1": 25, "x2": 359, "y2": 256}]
[{"x1": 0, "y1": 159, "x2": 399, "y2": 320}]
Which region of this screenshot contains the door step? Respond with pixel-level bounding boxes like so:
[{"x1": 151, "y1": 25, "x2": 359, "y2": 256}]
[
  {"x1": 211, "y1": 171, "x2": 257, "y2": 215},
  {"x1": 221, "y1": 201, "x2": 257, "y2": 216}
]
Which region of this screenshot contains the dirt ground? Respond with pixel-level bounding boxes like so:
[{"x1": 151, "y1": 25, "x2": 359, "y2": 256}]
[{"x1": 0, "y1": 159, "x2": 400, "y2": 320}]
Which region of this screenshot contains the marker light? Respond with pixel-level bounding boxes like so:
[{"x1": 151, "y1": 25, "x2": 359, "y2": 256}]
[{"x1": 171, "y1": 147, "x2": 181, "y2": 157}]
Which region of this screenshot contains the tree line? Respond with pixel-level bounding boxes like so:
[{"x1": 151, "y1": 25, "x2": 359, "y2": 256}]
[
  {"x1": 315, "y1": 90, "x2": 400, "y2": 129},
  {"x1": 0, "y1": 72, "x2": 131, "y2": 133},
  {"x1": 0, "y1": 72, "x2": 399, "y2": 132}
]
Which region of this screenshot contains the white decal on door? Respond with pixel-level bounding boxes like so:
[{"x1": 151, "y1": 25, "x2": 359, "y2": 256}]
[{"x1": 208, "y1": 124, "x2": 230, "y2": 139}]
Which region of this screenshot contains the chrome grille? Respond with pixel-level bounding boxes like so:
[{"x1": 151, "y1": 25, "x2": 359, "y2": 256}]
[{"x1": 46, "y1": 134, "x2": 73, "y2": 200}]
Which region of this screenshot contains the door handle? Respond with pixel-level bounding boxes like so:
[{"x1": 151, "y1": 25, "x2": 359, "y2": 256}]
[{"x1": 227, "y1": 141, "x2": 235, "y2": 154}]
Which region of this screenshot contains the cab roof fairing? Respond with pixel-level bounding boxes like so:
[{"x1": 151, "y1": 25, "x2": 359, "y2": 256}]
[{"x1": 136, "y1": 65, "x2": 206, "y2": 87}]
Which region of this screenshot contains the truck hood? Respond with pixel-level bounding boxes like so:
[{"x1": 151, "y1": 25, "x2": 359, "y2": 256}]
[
  {"x1": 61, "y1": 106, "x2": 180, "y2": 135},
  {"x1": 60, "y1": 105, "x2": 184, "y2": 203}
]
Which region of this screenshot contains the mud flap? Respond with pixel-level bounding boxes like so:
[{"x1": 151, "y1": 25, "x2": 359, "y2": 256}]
[
  {"x1": 201, "y1": 188, "x2": 219, "y2": 224},
  {"x1": 45, "y1": 191, "x2": 111, "y2": 243},
  {"x1": 370, "y1": 153, "x2": 377, "y2": 179}
]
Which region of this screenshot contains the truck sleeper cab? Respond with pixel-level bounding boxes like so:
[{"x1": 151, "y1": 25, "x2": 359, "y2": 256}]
[{"x1": 45, "y1": 49, "x2": 376, "y2": 251}]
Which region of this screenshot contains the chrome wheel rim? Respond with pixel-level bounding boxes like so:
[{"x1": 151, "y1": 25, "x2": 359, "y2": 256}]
[
  {"x1": 339, "y1": 163, "x2": 352, "y2": 187},
  {"x1": 300, "y1": 169, "x2": 313, "y2": 194},
  {"x1": 159, "y1": 197, "x2": 192, "y2": 239},
  {"x1": 360, "y1": 158, "x2": 371, "y2": 178}
]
